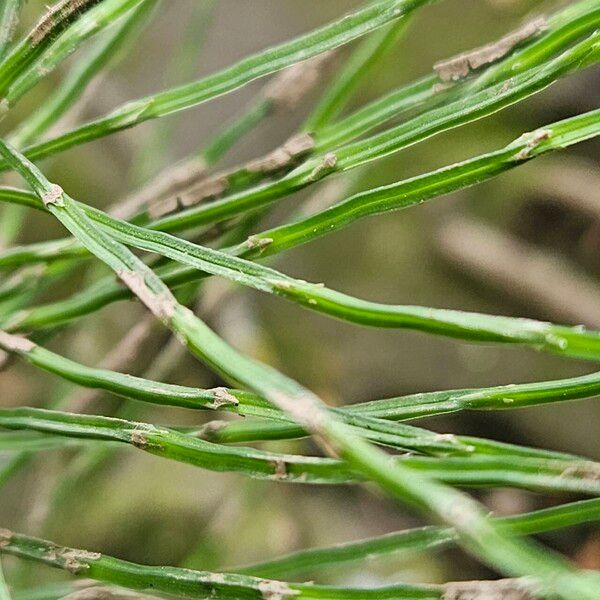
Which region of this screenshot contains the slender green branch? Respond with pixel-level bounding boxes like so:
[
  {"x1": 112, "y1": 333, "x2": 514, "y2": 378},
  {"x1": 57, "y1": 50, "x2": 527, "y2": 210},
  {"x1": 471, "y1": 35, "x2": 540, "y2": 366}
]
[
  {"x1": 0, "y1": 329, "x2": 285, "y2": 418},
  {"x1": 146, "y1": 30, "x2": 600, "y2": 233},
  {"x1": 0, "y1": 407, "x2": 350, "y2": 485},
  {"x1": 1, "y1": 407, "x2": 599, "y2": 494},
  {"x1": 0, "y1": 0, "x2": 21, "y2": 61},
  {"x1": 2, "y1": 110, "x2": 600, "y2": 360},
  {"x1": 8, "y1": 0, "x2": 159, "y2": 147},
  {"x1": 0, "y1": 0, "x2": 106, "y2": 97},
  {"x1": 236, "y1": 498, "x2": 600, "y2": 578},
  {"x1": 315, "y1": 0, "x2": 600, "y2": 150},
  {"x1": 3, "y1": 329, "x2": 594, "y2": 460},
  {"x1": 352, "y1": 370, "x2": 600, "y2": 419},
  {"x1": 203, "y1": 367, "x2": 600, "y2": 444},
  {"x1": 1, "y1": 124, "x2": 597, "y2": 598},
  {"x1": 3, "y1": 530, "x2": 551, "y2": 600},
  {"x1": 0, "y1": 0, "x2": 432, "y2": 161}
]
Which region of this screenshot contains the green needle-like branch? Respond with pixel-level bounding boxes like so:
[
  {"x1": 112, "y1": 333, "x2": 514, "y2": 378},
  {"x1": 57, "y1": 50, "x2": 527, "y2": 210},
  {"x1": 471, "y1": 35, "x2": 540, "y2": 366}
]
[
  {"x1": 2, "y1": 406, "x2": 600, "y2": 494},
  {"x1": 3, "y1": 1, "x2": 597, "y2": 261},
  {"x1": 0, "y1": 0, "x2": 433, "y2": 158},
  {"x1": 0, "y1": 0, "x2": 106, "y2": 98},
  {"x1": 0, "y1": 0, "x2": 22, "y2": 61},
  {"x1": 2, "y1": 530, "x2": 565, "y2": 600},
  {"x1": 3, "y1": 328, "x2": 597, "y2": 462},
  {"x1": 237, "y1": 498, "x2": 600, "y2": 578},
  {"x1": 2, "y1": 111, "x2": 600, "y2": 360},
  {"x1": 193, "y1": 365, "x2": 600, "y2": 445},
  {"x1": 0, "y1": 142, "x2": 597, "y2": 598},
  {"x1": 0, "y1": 3, "x2": 599, "y2": 593},
  {"x1": 8, "y1": 0, "x2": 158, "y2": 147},
  {"x1": 148, "y1": 30, "x2": 600, "y2": 234}
]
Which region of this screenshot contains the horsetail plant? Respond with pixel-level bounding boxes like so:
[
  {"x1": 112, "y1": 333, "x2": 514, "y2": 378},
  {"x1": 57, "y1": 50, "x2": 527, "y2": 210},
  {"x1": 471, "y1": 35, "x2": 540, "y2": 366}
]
[{"x1": 0, "y1": 1, "x2": 599, "y2": 598}]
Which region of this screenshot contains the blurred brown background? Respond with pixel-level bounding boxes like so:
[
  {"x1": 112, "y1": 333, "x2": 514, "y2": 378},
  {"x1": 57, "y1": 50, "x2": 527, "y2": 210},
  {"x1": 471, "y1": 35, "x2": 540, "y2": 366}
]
[{"x1": 1, "y1": 0, "x2": 599, "y2": 589}]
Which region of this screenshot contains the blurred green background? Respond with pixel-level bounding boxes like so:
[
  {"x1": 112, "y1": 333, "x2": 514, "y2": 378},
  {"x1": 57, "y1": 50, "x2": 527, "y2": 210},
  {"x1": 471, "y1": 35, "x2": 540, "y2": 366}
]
[{"x1": 1, "y1": 0, "x2": 599, "y2": 589}]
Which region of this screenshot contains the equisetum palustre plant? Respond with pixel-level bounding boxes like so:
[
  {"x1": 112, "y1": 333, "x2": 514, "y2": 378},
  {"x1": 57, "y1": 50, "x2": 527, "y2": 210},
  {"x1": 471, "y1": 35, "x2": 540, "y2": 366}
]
[{"x1": 0, "y1": 0, "x2": 599, "y2": 598}]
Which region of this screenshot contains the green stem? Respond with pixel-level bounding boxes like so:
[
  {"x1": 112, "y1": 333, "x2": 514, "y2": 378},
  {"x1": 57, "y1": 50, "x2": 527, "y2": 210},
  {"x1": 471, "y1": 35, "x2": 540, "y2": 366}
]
[
  {"x1": 4, "y1": 329, "x2": 593, "y2": 460},
  {"x1": 0, "y1": 0, "x2": 106, "y2": 97},
  {"x1": 148, "y1": 30, "x2": 600, "y2": 233},
  {"x1": 236, "y1": 498, "x2": 600, "y2": 578},
  {"x1": 1, "y1": 407, "x2": 599, "y2": 494},
  {"x1": 0, "y1": 529, "x2": 480, "y2": 600},
  {"x1": 205, "y1": 366, "x2": 600, "y2": 443},
  {"x1": 8, "y1": 0, "x2": 158, "y2": 147},
  {"x1": 0, "y1": 0, "x2": 431, "y2": 162},
  {"x1": 1, "y1": 124, "x2": 597, "y2": 599},
  {"x1": 2, "y1": 111, "x2": 600, "y2": 361},
  {"x1": 0, "y1": 0, "x2": 21, "y2": 61}
]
